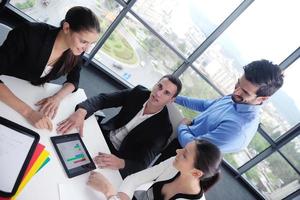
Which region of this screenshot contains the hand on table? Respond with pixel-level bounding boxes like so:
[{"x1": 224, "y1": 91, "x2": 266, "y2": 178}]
[
  {"x1": 180, "y1": 118, "x2": 193, "y2": 126},
  {"x1": 87, "y1": 171, "x2": 116, "y2": 198},
  {"x1": 56, "y1": 108, "x2": 87, "y2": 136},
  {"x1": 25, "y1": 109, "x2": 53, "y2": 131},
  {"x1": 94, "y1": 152, "x2": 125, "y2": 170},
  {"x1": 36, "y1": 95, "x2": 61, "y2": 119}
]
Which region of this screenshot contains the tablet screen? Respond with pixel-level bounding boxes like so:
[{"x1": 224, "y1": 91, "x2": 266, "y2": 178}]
[
  {"x1": 56, "y1": 140, "x2": 91, "y2": 170},
  {"x1": 0, "y1": 125, "x2": 35, "y2": 192},
  {"x1": 51, "y1": 134, "x2": 96, "y2": 178},
  {"x1": 0, "y1": 116, "x2": 39, "y2": 198}
]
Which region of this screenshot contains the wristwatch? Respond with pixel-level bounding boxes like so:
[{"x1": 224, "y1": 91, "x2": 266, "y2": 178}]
[{"x1": 108, "y1": 195, "x2": 120, "y2": 200}]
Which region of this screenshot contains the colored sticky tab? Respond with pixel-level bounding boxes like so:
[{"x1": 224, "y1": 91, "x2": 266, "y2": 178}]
[
  {"x1": 24, "y1": 144, "x2": 45, "y2": 175},
  {"x1": 37, "y1": 157, "x2": 50, "y2": 173}
]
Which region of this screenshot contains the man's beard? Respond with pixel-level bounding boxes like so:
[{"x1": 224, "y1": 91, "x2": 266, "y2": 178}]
[{"x1": 232, "y1": 94, "x2": 244, "y2": 104}]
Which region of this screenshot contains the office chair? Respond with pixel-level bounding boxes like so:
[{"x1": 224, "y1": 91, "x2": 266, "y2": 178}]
[{"x1": 0, "y1": 22, "x2": 11, "y2": 46}]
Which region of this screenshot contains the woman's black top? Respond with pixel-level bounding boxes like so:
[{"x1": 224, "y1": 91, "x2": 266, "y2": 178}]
[
  {"x1": 0, "y1": 22, "x2": 82, "y2": 91},
  {"x1": 134, "y1": 172, "x2": 203, "y2": 200}
]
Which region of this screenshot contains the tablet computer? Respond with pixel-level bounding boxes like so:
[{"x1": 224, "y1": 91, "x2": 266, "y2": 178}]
[
  {"x1": 0, "y1": 116, "x2": 40, "y2": 198},
  {"x1": 51, "y1": 133, "x2": 96, "y2": 178}
]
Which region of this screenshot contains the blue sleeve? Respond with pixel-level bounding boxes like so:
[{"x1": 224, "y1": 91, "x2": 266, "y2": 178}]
[
  {"x1": 178, "y1": 119, "x2": 244, "y2": 153},
  {"x1": 175, "y1": 96, "x2": 215, "y2": 112},
  {"x1": 177, "y1": 124, "x2": 195, "y2": 147}
]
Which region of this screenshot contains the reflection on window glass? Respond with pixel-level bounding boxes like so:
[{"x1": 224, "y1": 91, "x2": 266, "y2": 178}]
[
  {"x1": 281, "y1": 135, "x2": 300, "y2": 171},
  {"x1": 177, "y1": 67, "x2": 220, "y2": 119},
  {"x1": 132, "y1": 0, "x2": 241, "y2": 57},
  {"x1": 193, "y1": 0, "x2": 299, "y2": 140},
  {"x1": 224, "y1": 132, "x2": 270, "y2": 168},
  {"x1": 243, "y1": 152, "x2": 300, "y2": 200},
  {"x1": 94, "y1": 13, "x2": 183, "y2": 88},
  {"x1": 9, "y1": 0, "x2": 122, "y2": 39}
]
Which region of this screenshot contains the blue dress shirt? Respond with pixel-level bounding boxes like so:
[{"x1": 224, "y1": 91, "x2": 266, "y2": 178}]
[{"x1": 176, "y1": 95, "x2": 261, "y2": 153}]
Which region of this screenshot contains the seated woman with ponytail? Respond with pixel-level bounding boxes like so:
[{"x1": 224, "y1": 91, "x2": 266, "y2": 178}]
[
  {"x1": 0, "y1": 6, "x2": 100, "y2": 130},
  {"x1": 87, "y1": 139, "x2": 222, "y2": 200}
]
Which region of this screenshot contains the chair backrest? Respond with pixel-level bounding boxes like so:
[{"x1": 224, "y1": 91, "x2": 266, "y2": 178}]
[
  {"x1": 0, "y1": 23, "x2": 12, "y2": 46},
  {"x1": 166, "y1": 103, "x2": 184, "y2": 145},
  {"x1": 0, "y1": 0, "x2": 9, "y2": 10},
  {"x1": 148, "y1": 103, "x2": 184, "y2": 167}
]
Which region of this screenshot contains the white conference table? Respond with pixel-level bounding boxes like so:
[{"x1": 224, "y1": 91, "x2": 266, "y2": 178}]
[{"x1": 0, "y1": 75, "x2": 123, "y2": 200}]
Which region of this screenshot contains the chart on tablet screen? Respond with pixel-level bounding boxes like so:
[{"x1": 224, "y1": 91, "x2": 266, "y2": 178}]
[{"x1": 57, "y1": 141, "x2": 91, "y2": 170}]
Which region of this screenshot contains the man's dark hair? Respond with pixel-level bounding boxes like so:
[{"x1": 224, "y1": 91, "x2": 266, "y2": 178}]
[
  {"x1": 159, "y1": 74, "x2": 182, "y2": 97},
  {"x1": 244, "y1": 59, "x2": 284, "y2": 97}
]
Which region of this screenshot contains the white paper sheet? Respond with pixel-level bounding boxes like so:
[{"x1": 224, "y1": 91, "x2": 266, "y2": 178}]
[{"x1": 59, "y1": 182, "x2": 106, "y2": 200}]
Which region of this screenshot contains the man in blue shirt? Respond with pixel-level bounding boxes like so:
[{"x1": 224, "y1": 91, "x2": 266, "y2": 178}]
[{"x1": 156, "y1": 59, "x2": 284, "y2": 163}]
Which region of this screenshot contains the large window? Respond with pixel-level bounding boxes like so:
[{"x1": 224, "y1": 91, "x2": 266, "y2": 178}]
[
  {"x1": 6, "y1": 0, "x2": 300, "y2": 199},
  {"x1": 243, "y1": 152, "x2": 300, "y2": 200},
  {"x1": 94, "y1": 13, "x2": 183, "y2": 88},
  {"x1": 281, "y1": 135, "x2": 300, "y2": 171},
  {"x1": 224, "y1": 132, "x2": 270, "y2": 168},
  {"x1": 132, "y1": 0, "x2": 242, "y2": 57}
]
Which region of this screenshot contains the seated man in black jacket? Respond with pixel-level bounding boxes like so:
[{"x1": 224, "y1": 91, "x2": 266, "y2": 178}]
[{"x1": 57, "y1": 75, "x2": 182, "y2": 177}]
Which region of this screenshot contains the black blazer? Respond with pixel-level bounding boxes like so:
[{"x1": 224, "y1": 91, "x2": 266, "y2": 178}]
[
  {"x1": 77, "y1": 85, "x2": 173, "y2": 177},
  {"x1": 0, "y1": 22, "x2": 81, "y2": 90}
]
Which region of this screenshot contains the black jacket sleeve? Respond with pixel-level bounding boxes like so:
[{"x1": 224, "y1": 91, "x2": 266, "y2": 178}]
[
  {"x1": 76, "y1": 88, "x2": 132, "y2": 119},
  {"x1": 64, "y1": 62, "x2": 82, "y2": 92}
]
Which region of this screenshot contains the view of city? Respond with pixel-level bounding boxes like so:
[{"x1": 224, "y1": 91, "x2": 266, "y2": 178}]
[{"x1": 9, "y1": 0, "x2": 300, "y2": 199}]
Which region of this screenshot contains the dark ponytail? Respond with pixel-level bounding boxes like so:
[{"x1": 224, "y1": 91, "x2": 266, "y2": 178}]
[
  {"x1": 32, "y1": 49, "x2": 79, "y2": 85},
  {"x1": 194, "y1": 140, "x2": 222, "y2": 192},
  {"x1": 200, "y1": 170, "x2": 220, "y2": 192},
  {"x1": 32, "y1": 6, "x2": 100, "y2": 85}
]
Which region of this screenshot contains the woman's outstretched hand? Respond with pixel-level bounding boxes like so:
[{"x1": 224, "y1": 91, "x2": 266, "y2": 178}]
[
  {"x1": 56, "y1": 108, "x2": 87, "y2": 136},
  {"x1": 36, "y1": 95, "x2": 61, "y2": 119},
  {"x1": 87, "y1": 171, "x2": 116, "y2": 198},
  {"x1": 25, "y1": 109, "x2": 53, "y2": 131}
]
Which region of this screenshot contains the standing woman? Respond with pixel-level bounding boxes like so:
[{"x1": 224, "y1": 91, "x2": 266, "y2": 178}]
[
  {"x1": 0, "y1": 6, "x2": 100, "y2": 130},
  {"x1": 88, "y1": 139, "x2": 222, "y2": 200}
]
